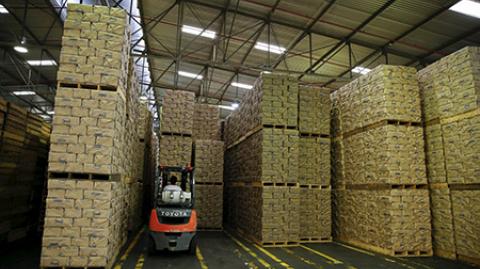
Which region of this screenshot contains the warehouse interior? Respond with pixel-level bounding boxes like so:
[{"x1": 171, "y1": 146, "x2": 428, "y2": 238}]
[{"x1": 0, "y1": 0, "x2": 479, "y2": 268}]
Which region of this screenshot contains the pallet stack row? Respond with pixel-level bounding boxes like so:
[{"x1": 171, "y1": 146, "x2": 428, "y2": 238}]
[
  {"x1": 41, "y1": 4, "x2": 148, "y2": 268},
  {"x1": 417, "y1": 46, "x2": 480, "y2": 266},
  {"x1": 158, "y1": 89, "x2": 194, "y2": 167},
  {"x1": 332, "y1": 65, "x2": 432, "y2": 257},
  {"x1": 192, "y1": 104, "x2": 224, "y2": 229},
  {"x1": 225, "y1": 73, "x2": 302, "y2": 246},
  {"x1": 297, "y1": 86, "x2": 332, "y2": 242},
  {"x1": 0, "y1": 99, "x2": 51, "y2": 244}
]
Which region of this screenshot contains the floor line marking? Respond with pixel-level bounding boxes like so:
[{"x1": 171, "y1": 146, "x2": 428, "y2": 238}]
[
  {"x1": 300, "y1": 245, "x2": 343, "y2": 264},
  {"x1": 134, "y1": 253, "x2": 145, "y2": 269},
  {"x1": 397, "y1": 258, "x2": 433, "y2": 269},
  {"x1": 384, "y1": 258, "x2": 416, "y2": 269},
  {"x1": 196, "y1": 246, "x2": 209, "y2": 269},
  {"x1": 114, "y1": 227, "x2": 145, "y2": 269},
  {"x1": 252, "y1": 244, "x2": 294, "y2": 269},
  {"x1": 225, "y1": 231, "x2": 272, "y2": 268},
  {"x1": 335, "y1": 242, "x2": 376, "y2": 256},
  {"x1": 282, "y1": 248, "x2": 316, "y2": 266}
]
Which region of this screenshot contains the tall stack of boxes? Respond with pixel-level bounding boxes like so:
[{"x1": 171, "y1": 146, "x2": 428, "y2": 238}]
[
  {"x1": 297, "y1": 86, "x2": 332, "y2": 242},
  {"x1": 158, "y1": 89, "x2": 194, "y2": 167},
  {"x1": 417, "y1": 46, "x2": 480, "y2": 265},
  {"x1": 193, "y1": 104, "x2": 224, "y2": 229},
  {"x1": 41, "y1": 4, "x2": 147, "y2": 268},
  {"x1": 225, "y1": 73, "x2": 301, "y2": 245},
  {"x1": 0, "y1": 99, "x2": 51, "y2": 244},
  {"x1": 332, "y1": 65, "x2": 432, "y2": 257}
]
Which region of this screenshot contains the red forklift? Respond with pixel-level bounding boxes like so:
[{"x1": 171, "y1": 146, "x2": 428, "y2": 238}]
[{"x1": 148, "y1": 166, "x2": 197, "y2": 254}]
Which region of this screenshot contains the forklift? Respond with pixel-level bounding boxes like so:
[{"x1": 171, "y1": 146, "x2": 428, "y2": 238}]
[{"x1": 148, "y1": 165, "x2": 197, "y2": 254}]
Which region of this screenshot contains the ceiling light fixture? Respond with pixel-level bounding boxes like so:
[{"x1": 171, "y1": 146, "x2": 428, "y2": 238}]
[
  {"x1": 12, "y1": 90, "x2": 36, "y2": 96},
  {"x1": 0, "y1": 4, "x2": 9, "y2": 14},
  {"x1": 254, "y1": 42, "x2": 286, "y2": 54},
  {"x1": 47, "y1": 111, "x2": 55, "y2": 115},
  {"x1": 218, "y1": 105, "x2": 236, "y2": 111},
  {"x1": 231, "y1": 82, "x2": 253, "y2": 90},
  {"x1": 178, "y1": 71, "x2": 203, "y2": 80},
  {"x1": 352, "y1": 66, "x2": 371, "y2": 75},
  {"x1": 231, "y1": 102, "x2": 240, "y2": 109},
  {"x1": 27, "y1": 60, "x2": 57, "y2": 66},
  {"x1": 14, "y1": 37, "x2": 28, "y2": 54},
  {"x1": 182, "y1": 25, "x2": 216, "y2": 39},
  {"x1": 450, "y1": 0, "x2": 480, "y2": 19}
]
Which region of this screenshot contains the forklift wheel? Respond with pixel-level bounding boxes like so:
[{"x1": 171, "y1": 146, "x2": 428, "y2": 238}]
[
  {"x1": 147, "y1": 235, "x2": 156, "y2": 255},
  {"x1": 189, "y1": 235, "x2": 198, "y2": 255}
]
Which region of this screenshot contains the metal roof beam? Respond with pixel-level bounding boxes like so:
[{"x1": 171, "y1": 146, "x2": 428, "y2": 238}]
[
  {"x1": 302, "y1": 0, "x2": 396, "y2": 78},
  {"x1": 183, "y1": 0, "x2": 418, "y2": 61},
  {"x1": 323, "y1": 1, "x2": 469, "y2": 87},
  {"x1": 272, "y1": 0, "x2": 336, "y2": 69}
]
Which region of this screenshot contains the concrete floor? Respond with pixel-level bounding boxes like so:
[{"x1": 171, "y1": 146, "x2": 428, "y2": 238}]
[{"x1": 0, "y1": 230, "x2": 478, "y2": 269}]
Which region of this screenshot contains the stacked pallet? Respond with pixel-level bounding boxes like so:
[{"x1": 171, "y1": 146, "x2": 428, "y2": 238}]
[
  {"x1": 41, "y1": 4, "x2": 146, "y2": 268},
  {"x1": 192, "y1": 104, "x2": 224, "y2": 229},
  {"x1": 193, "y1": 103, "x2": 221, "y2": 140},
  {"x1": 0, "y1": 100, "x2": 51, "y2": 244},
  {"x1": 158, "y1": 89, "x2": 194, "y2": 167},
  {"x1": 417, "y1": 46, "x2": 480, "y2": 265},
  {"x1": 225, "y1": 73, "x2": 301, "y2": 246},
  {"x1": 224, "y1": 73, "x2": 298, "y2": 146},
  {"x1": 297, "y1": 86, "x2": 332, "y2": 242},
  {"x1": 332, "y1": 65, "x2": 432, "y2": 257}
]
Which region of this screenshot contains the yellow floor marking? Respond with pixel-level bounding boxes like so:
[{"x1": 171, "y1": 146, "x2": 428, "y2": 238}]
[
  {"x1": 225, "y1": 232, "x2": 272, "y2": 268},
  {"x1": 134, "y1": 253, "x2": 145, "y2": 269},
  {"x1": 113, "y1": 227, "x2": 145, "y2": 269},
  {"x1": 196, "y1": 246, "x2": 209, "y2": 269},
  {"x1": 282, "y1": 248, "x2": 316, "y2": 266},
  {"x1": 300, "y1": 245, "x2": 343, "y2": 264},
  {"x1": 233, "y1": 248, "x2": 260, "y2": 269},
  {"x1": 252, "y1": 244, "x2": 294, "y2": 269},
  {"x1": 335, "y1": 242, "x2": 376, "y2": 256},
  {"x1": 396, "y1": 258, "x2": 433, "y2": 269},
  {"x1": 384, "y1": 258, "x2": 416, "y2": 269}
]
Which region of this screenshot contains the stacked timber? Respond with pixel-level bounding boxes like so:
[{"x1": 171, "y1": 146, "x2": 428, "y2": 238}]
[
  {"x1": 41, "y1": 4, "x2": 148, "y2": 268},
  {"x1": 417, "y1": 46, "x2": 480, "y2": 266},
  {"x1": 332, "y1": 65, "x2": 432, "y2": 257},
  {"x1": 225, "y1": 73, "x2": 301, "y2": 246},
  {"x1": 193, "y1": 104, "x2": 224, "y2": 229}
]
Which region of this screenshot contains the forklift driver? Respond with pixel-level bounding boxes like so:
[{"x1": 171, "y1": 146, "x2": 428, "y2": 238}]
[{"x1": 164, "y1": 175, "x2": 181, "y2": 192}]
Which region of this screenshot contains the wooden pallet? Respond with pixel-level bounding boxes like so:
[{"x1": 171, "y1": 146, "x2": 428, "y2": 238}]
[
  {"x1": 58, "y1": 81, "x2": 118, "y2": 92},
  {"x1": 160, "y1": 132, "x2": 192, "y2": 137},
  {"x1": 299, "y1": 236, "x2": 332, "y2": 243},
  {"x1": 299, "y1": 133, "x2": 330, "y2": 138},
  {"x1": 48, "y1": 172, "x2": 120, "y2": 181},
  {"x1": 341, "y1": 183, "x2": 428, "y2": 190},
  {"x1": 227, "y1": 181, "x2": 299, "y2": 187},
  {"x1": 263, "y1": 124, "x2": 297, "y2": 130},
  {"x1": 338, "y1": 238, "x2": 432, "y2": 257},
  {"x1": 299, "y1": 184, "x2": 331, "y2": 189},
  {"x1": 341, "y1": 119, "x2": 422, "y2": 139},
  {"x1": 434, "y1": 248, "x2": 457, "y2": 260},
  {"x1": 458, "y1": 254, "x2": 480, "y2": 268}
]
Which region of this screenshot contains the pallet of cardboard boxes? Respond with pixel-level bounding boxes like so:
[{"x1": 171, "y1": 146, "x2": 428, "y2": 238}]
[
  {"x1": 418, "y1": 46, "x2": 480, "y2": 266},
  {"x1": 332, "y1": 65, "x2": 432, "y2": 257},
  {"x1": 41, "y1": 4, "x2": 149, "y2": 268},
  {"x1": 192, "y1": 104, "x2": 224, "y2": 230}
]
